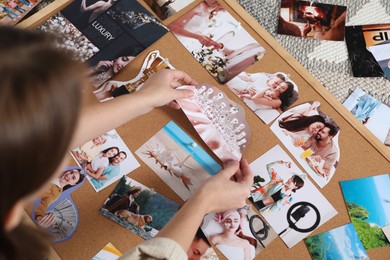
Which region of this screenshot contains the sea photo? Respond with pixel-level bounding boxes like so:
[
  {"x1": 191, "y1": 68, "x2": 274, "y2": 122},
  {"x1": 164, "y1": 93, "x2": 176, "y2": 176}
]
[
  {"x1": 71, "y1": 129, "x2": 140, "y2": 192},
  {"x1": 340, "y1": 174, "x2": 390, "y2": 249},
  {"x1": 201, "y1": 205, "x2": 277, "y2": 260},
  {"x1": 100, "y1": 175, "x2": 179, "y2": 240},
  {"x1": 248, "y1": 145, "x2": 337, "y2": 248},
  {"x1": 136, "y1": 121, "x2": 221, "y2": 201},
  {"x1": 226, "y1": 71, "x2": 299, "y2": 124},
  {"x1": 169, "y1": 0, "x2": 265, "y2": 83},
  {"x1": 343, "y1": 87, "x2": 390, "y2": 148},
  {"x1": 304, "y1": 223, "x2": 368, "y2": 260},
  {"x1": 270, "y1": 101, "x2": 341, "y2": 188}
]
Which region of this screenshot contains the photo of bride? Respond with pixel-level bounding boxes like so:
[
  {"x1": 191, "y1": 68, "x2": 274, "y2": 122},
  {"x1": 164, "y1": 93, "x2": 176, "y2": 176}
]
[
  {"x1": 169, "y1": 0, "x2": 265, "y2": 83},
  {"x1": 226, "y1": 71, "x2": 299, "y2": 124}
]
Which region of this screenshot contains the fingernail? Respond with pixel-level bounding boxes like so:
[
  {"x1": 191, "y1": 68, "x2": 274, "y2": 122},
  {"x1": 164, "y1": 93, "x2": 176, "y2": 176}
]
[{"x1": 187, "y1": 90, "x2": 194, "y2": 97}]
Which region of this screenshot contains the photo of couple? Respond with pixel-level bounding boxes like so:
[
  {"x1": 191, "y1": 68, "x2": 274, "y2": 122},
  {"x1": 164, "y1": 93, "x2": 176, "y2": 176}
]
[
  {"x1": 271, "y1": 102, "x2": 340, "y2": 188},
  {"x1": 226, "y1": 71, "x2": 299, "y2": 124},
  {"x1": 135, "y1": 121, "x2": 221, "y2": 201},
  {"x1": 100, "y1": 176, "x2": 179, "y2": 240},
  {"x1": 71, "y1": 129, "x2": 140, "y2": 192},
  {"x1": 169, "y1": 0, "x2": 265, "y2": 83},
  {"x1": 248, "y1": 145, "x2": 337, "y2": 248},
  {"x1": 30, "y1": 166, "x2": 86, "y2": 242},
  {"x1": 201, "y1": 205, "x2": 277, "y2": 260}
]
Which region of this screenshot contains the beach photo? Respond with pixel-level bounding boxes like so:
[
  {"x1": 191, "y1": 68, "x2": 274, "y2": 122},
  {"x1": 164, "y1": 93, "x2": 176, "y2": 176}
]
[
  {"x1": 201, "y1": 205, "x2": 277, "y2": 260},
  {"x1": 30, "y1": 166, "x2": 86, "y2": 242},
  {"x1": 278, "y1": 0, "x2": 346, "y2": 41},
  {"x1": 169, "y1": 0, "x2": 265, "y2": 83},
  {"x1": 175, "y1": 84, "x2": 250, "y2": 162},
  {"x1": 71, "y1": 129, "x2": 140, "y2": 192},
  {"x1": 136, "y1": 121, "x2": 221, "y2": 201},
  {"x1": 343, "y1": 87, "x2": 390, "y2": 148},
  {"x1": 304, "y1": 223, "x2": 368, "y2": 260},
  {"x1": 248, "y1": 145, "x2": 337, "y2": 248},
  {"x1": 100, "y1": 175, "x2": 179, "y2": 239},
  {"x1": 226, "y1": 71, "x2": 299, "y2": 124},
  {"x1": 340, "y1": 174, "x2": 390, "y2": 249},
  {"x1": 270, "y1": 101, "x2": 340, "y2": 188},
  {"x1": 144, "y1": 0, "x2": 195, "y2": 20}
]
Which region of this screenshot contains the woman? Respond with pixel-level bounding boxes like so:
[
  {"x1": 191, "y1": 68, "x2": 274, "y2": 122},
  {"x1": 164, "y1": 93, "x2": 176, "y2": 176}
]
[
  {"x1": 210, "y1": 209, "x2": 256, "y2": 260},
  {"x1": 0, "y1": 27, "x2": 252, "y2": 259},
  {"x1": 279, "y1": 101, "x2": 325, "y2": 145},
  {"x1": 250, "y1": 161, "x2": 304, "y2": 213},
  {"x1": 105, "y1": 186, "x2": 142, "y2": 214},
  {"x1": 88, "y1": 55, "x2": 135, "y2": 88},
  {"x1": 84, "y1": 146, "x2": 119, "y2": 178},
  {"x1": 80, "y1": 0, "x2": 116, "y2": 23},
  {"x1": 34, "y1": 168, "x2": 85, "y2": 229}
]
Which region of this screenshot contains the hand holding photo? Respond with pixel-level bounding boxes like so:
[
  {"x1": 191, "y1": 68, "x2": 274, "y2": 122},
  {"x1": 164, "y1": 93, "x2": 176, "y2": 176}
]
[
  {"x1": 271, "y1": 102, "x2": 340, "y2": 188},
  {"x1": 278, "y1": 0, "x2": 347, "y2": 41},
  {"x1": 136, "y1": 121, "x2": 221, "y2": 201},
  {"x1": 71, "y1": 129, "x2": 140, "y2": 192},
  {"x1": 248, "y1": 145, "x2": 337, "y2": 248},
  {"x1": 100, "y1": 176, "x2": 179, "y2": 240},
  {"x1": 226, "y1": 71, "x2": 299, "y2": 124},
  {"x1": 175, "y1": 84, "x2": 250, "y2": 162},
  {"x1": 169, "y1": 0, "x2": 265, "y2": 83}
]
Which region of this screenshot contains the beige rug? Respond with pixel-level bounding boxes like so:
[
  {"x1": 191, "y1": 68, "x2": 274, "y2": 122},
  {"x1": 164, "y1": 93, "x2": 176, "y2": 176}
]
[{"x1": 238, "y1": 0, "x2": 390, "y2": 105}]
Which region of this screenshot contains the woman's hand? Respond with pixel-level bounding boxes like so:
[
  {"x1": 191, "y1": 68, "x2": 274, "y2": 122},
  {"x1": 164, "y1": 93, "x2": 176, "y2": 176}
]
[
  {"x1": 36, "y1": 213, "x2": 56, "y2": 228},
  {"x1": 197, "y1": 159, "x2": 253, "y2": 214},
  {"x1": 94, "y1": 60, "x2": 113, "y2": 71},
  {"x1": 139, "y1": 69, "x2": 197, "y2": 109}
]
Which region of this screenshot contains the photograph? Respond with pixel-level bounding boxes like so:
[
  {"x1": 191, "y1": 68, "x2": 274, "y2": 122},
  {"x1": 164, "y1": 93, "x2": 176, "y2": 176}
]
[
  {"x1": 304, "y1": 223, "x2": 368, "y2": 260},
  {"x1": 248, "y1": 145, "x2": 337, "y2": 248},
  {"x1": 144, "y1": 0, "x2": 195, "y2": 20},
  {"x1": 277, "y1": 0, "x2": 347, "y2": 41},
  {"x1": 94, "y1": 50, "x2": 174, "y2": 102},
  {"x1": 201, "y1": 205, "x2": 277, "y2": 260},
  {"x1": 136, "y1": 121, "x2": 221, "y2": 201},
  {"x1": 0, "y1": 0, "x2": 43, "y2": 26},
  {"x1": 343, "y1": 87, "x2": 390, "y2": 148},
  {"x1": 340, "y1": 174, "x2": 390, "y2": 249},
  {"x1": 100, "y1": 175, "x2": 180, "y2": 240},
  {"x1": 368, "y1": 41, "x2": 390, "y2": 80},
  {"x1": 40, "y1": 0, "x2": 168, "y2": 88},
  {"x1": 71, "y1": 129, "x2": 140, "y2": 192},
  {"x1": 30, "y1": 166, "x2": 86, "y2": 242},
  {"x1": 226, "y1": 71, "x2": 299, "y2": 124},
  {"x1": 175, "y1": 84, "x2": 250, "y2": 162},
  {"x1": 169, "y1": 0, "x2": 265, "y2": 84},
  {"x1": 92, "y1": 242, "x2": 122, "y2": 260},
  {"x1": 186, "y1": 228, "x2": 218, "y2": 260},
  {"x1": 270, "y1": 101, "x2": 341, "y2": 188}
]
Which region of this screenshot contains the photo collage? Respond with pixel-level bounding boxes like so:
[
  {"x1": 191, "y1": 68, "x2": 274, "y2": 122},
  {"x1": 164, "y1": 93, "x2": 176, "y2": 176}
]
[{"x1": 25, "y1": 0, "x2": 389, "y2": 259}]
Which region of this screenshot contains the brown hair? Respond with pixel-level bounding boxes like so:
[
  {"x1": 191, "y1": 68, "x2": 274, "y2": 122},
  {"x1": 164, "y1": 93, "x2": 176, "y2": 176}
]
[{"x1": 0, "y1": 27, "x2": 83, "y2": 259}]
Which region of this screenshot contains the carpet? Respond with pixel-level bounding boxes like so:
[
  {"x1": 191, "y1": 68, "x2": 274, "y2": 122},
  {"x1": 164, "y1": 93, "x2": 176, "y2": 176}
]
[{"x1": 237, "y1": 0, "x2": 390, "y2": 105}]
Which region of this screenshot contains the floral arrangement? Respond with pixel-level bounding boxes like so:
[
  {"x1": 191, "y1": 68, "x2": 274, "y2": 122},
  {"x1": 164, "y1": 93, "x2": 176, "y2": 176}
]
[{"x1": 192, "y1": 45, "x2": 227, "y2": 82}]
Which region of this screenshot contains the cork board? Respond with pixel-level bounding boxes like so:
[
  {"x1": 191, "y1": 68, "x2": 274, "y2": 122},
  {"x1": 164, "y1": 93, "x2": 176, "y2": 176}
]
[{"x1": 20, "y1": 0, "x2": 390, "y2": 259}]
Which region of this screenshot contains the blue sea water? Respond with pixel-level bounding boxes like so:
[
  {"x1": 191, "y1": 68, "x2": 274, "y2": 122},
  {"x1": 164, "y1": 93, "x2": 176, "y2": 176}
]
[{"x1": 340, "y1": 174, "x2": 390, "y2": 227}]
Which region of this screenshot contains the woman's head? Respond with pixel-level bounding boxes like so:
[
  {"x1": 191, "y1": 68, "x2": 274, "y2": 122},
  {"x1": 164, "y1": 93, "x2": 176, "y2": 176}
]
[
  {"x1": 285, "y1": 175, "x2": 304, "y2": 192},
  {"x1": 222, "y1": 210, "x2": 241, "y2": 232},
  {"x1": 112, "y1": 56, "x2": 133, "y2": 73},
  {"x1": 267, "y1": 73, "x2": 286, "y2": 88},
  {"x1": 279, "y1": 114, "x2": 325, "y2": 133},
  {"x1": 127, "y1": 186, "x2": 142, "y2": 197},
  {"x1": 0, "y1": 27, "x2": 84, "y2": 258},
  {"x1": 101, "y1": 146, "x2": 119, "y2": 158},
  {"x1": 60, "y1": 169, "x2": 85, "y2": 191},
  {"x1": 92, "y1": 135, "x2": 107, "y2": 146}
]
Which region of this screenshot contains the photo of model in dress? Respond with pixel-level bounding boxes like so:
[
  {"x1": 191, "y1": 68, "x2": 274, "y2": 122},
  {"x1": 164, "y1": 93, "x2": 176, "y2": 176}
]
[
  {"x1": 169, "y1": 0, "x2": 265, "y2": 83},
  {"x1": 175, "y1": 84, "x2": 250, "y2": 162},
  {"x1": 248, "y1": 145, "x2": 337, "y2": 248},
  {"x1": 40, "y1": 0, "x2": 168, "y2": 88},
  {"x1": 226, "y1": 71, "x2": 299, "y2": 124},
  {"x1": 144, "y1": 0, "x2": 195, "y2": 20},
  {"x1": 100, "y1": 175, "x2": 180, "y2": 240},
  {"x1": 136, "y1": 121, "x2": 221, "y2": 201},
  {"x1": 201, "y1": 205, "x2": 277, "y2": 260},
  {"x1": 70, "y1": 129, "x2": 140, "y2": 192},
  {"x1": 271, "y1": 102, "x2": 340, "y2": 188},
  {"x1": 30, "y1": 166, "x2": 86, "y2": 242}
]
